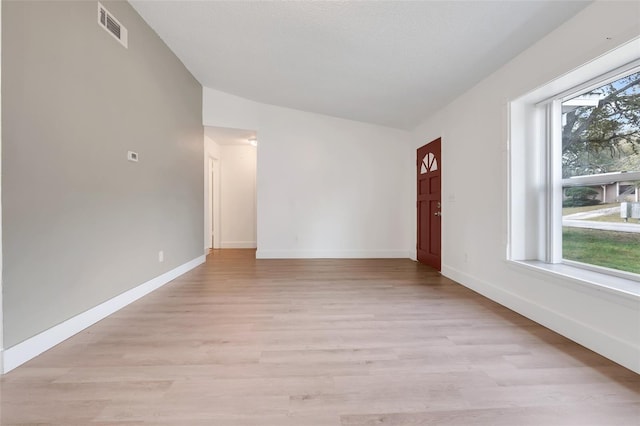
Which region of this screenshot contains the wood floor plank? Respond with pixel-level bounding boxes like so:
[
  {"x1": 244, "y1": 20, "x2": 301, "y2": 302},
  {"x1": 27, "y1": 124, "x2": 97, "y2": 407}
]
[
  {"x1": 340, "y1": 403, "x2": 640, "y2": 426},
  {"x1": 1, "y1": 249, "x2": 638, "y2": 425}
]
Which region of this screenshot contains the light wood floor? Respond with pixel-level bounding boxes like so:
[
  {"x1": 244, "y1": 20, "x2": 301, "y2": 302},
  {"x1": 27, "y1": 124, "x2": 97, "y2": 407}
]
[{"x1": 1, "y1": 249, "x2": 638, "y2": 425}]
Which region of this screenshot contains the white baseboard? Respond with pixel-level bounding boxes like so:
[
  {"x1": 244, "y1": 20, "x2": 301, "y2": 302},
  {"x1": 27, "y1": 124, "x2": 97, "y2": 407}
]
[
  {"x1": 442, "y1": 264, "x2": 640, "y2": 374},
  {"x1": 220, "y1": 241, "x2": 257, "y2": 249},
  {"x1": 2, "y1": 255, "x2": 206, "y2": 374},
  {"x1": 256, "y1": 250, "x2": 412, "y2": 259}
]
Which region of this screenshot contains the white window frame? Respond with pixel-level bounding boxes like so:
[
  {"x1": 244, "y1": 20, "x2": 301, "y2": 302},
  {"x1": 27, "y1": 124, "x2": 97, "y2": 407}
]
[{"x1": 508, "y1": 37, "x2": 640, "y2": 297}]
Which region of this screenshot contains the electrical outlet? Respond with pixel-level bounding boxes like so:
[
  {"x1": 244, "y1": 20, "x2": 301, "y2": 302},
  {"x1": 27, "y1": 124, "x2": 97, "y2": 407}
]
[{"x1": 158, "y1": 250, "x2": 164, "y2": 262}]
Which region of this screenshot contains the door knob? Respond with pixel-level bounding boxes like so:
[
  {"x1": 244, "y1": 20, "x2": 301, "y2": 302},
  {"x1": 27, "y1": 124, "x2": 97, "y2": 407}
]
[{"x1": 434, "y1": 211, "x2": 441, "y2": 216}]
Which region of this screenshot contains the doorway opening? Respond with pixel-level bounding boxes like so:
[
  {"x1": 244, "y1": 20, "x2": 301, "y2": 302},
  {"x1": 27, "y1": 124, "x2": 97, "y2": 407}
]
[{"x1": 204, "y1": 126, "x2": 257, "y2": 254}]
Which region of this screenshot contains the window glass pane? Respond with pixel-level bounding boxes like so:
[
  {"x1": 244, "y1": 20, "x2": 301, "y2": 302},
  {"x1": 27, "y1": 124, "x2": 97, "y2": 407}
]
[{"x1": 561, "y1": 71, "x2": 640, "y2": 275}]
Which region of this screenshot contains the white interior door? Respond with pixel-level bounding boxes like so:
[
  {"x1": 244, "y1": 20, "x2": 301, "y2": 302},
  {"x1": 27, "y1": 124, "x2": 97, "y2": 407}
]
[
  {"x1": 208, "y1": 157, "x2": 214, "y2": 249},
  {"x1": 211, "y1": 157, "x2": 221, "y2": 249}
]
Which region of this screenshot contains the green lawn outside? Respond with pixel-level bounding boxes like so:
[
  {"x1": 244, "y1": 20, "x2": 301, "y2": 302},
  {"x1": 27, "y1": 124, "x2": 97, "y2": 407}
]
[
  {"x1": 562, "y1": 203, "x2": 617, "y2": 216},
  {"x1": 562, "y1": 202, "x2": 640, "y2": 223},
  {"x1": 587, "y1": 214, "x2": 640, "y2": 224},
  {"x1": 563, "y1": 227, "x2": 640, "y2": 275}
]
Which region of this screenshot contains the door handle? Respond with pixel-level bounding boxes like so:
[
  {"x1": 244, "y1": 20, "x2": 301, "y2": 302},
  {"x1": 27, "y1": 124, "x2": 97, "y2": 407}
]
[{"x1": 434, "y1": 211, "x2": 441, "y2": 216}]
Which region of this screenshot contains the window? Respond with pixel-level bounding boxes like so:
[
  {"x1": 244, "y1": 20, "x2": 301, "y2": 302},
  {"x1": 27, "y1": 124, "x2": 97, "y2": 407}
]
[
  {"x1": 420, "y1": 153, "x2": 438, "y2": 174},
  {"x1": 509, "y1": 38, "x2": 640, "y2": 290},
  {"x1": 561, "y1": 71, "x2": 640, "y2": 276}
]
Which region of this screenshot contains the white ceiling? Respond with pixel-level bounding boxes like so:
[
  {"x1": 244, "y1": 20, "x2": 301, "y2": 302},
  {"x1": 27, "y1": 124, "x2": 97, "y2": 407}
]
[
  {"x1": 130, "y1": 0, "x2": 590, "y2": 130},
  {"x1": 205, "y1": 126, "x2": 256, "y2": 145}
]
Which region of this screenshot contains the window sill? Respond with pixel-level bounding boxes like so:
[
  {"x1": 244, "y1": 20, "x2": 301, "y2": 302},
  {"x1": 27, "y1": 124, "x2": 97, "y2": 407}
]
[{"x1": 510, "y1": 260, "x2": 640, "y2": 304}]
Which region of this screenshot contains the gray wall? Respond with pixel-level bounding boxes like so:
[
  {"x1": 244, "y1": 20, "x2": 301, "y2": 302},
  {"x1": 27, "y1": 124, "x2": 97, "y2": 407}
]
[{"x1": 2, "y1": 1, "x2": 204, "y2": 348}]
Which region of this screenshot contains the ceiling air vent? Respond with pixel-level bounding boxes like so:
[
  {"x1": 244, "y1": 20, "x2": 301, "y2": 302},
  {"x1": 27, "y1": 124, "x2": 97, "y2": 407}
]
[{"x1": 97, "y1": 2, "x2": 128, "y2": 48}]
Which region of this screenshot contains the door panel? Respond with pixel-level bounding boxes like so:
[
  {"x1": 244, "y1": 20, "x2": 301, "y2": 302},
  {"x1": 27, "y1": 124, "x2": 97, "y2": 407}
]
[{"x1": 417, "y1": 138, "x2": 442, "y2": 270}]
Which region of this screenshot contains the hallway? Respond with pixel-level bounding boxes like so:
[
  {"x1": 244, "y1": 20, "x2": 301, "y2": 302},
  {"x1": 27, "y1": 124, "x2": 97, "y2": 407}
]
[{"x1": 1, "y1": 250, "x2": 638, "y2": 425}]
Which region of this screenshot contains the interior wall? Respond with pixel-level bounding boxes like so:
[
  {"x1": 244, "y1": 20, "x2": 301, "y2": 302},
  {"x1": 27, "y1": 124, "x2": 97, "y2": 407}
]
[
  {"x1": 410, "y1": 1, "x2": 640, "y2": 372},
  {"x1": 203, "y1": 88, "x2": 414, "y2": 258},
  {"x1": 219, "y1": 144, "x2": 257, "y2": 248},
  {"x1": 2, "y1": 1, "x2": 203, "y2": 349}
]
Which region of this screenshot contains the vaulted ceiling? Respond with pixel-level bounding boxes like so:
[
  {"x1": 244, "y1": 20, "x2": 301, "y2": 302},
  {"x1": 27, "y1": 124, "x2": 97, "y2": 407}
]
[{"x1": 130, "y1": 0, "x2": 590, "y2": 129}]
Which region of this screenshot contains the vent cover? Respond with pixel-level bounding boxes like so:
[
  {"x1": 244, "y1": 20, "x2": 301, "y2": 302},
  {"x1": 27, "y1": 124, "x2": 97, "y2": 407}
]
[{"x1": 97, "y1": 3, "x2": 128, "y2": 48}]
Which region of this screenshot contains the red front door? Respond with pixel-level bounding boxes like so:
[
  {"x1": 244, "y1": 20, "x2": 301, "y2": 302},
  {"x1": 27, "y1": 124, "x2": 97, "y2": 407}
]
[{"x1": 417, "y1": 138, "x2": 442, "y2": 270}]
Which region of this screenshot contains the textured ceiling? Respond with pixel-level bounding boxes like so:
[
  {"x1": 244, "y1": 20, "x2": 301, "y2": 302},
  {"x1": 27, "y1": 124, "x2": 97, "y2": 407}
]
[{"x1": 130, "y1": 0, "x2": 590, "y2": 130}]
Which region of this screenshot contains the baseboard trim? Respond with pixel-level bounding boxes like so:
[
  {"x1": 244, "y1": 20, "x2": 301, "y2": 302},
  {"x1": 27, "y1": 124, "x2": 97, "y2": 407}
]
[
  {"x1": 220, "y1": 241, "x2": 257, "y2": 249},
  {"x1": 2, "y1": 255, "x2": 206, "y2": 374},
  {"x1": 256, "y1": 250, "x2": 412, "y2": 259},
  {"x1": 442, "y1": 265, "x2": 640, "y2": 374}
]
